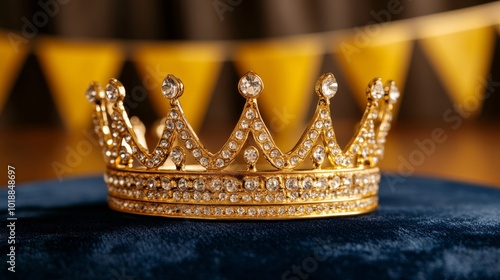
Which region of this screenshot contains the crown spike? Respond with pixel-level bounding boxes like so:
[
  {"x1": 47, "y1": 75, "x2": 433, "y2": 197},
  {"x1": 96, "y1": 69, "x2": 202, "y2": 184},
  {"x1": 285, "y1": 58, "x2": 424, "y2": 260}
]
[
  {"x1": 161, "y1": 74, "x2": 184, "y2": 100},
  {"x1": 89, "y1": 71, "x2": 400, "y2": 219}
]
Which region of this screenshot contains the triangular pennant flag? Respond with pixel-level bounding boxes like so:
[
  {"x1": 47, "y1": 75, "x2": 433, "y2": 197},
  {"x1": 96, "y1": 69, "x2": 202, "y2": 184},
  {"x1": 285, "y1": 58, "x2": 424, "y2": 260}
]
[
  {"x1": 234, "y1": 37, "x2": 322, "y2": 148},
  {"x1": 36, "y1": 38, "x2": 124, "y2": 130},
  {"x1": 332, "y1": 24, "x2": 413, "y2": 115},
  {"x1": 132, "y1": 43, "x2": 223, "y2": 132},
  {"x1": 0, "y1": 31, "x2": 29, "y2": 113},
  {"x1": 419, "y1": 26, "x2": 495, "y2": 117}
]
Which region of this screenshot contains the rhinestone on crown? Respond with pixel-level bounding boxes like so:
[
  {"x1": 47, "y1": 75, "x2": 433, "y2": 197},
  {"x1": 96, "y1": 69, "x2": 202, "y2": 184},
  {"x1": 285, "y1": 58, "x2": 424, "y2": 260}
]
[
  {"x1": 87, "y1": 71, "x2": 399, "y2": 171},
  {"x1": 239, "y1": 71, "x2": 263, "y2": 98}
]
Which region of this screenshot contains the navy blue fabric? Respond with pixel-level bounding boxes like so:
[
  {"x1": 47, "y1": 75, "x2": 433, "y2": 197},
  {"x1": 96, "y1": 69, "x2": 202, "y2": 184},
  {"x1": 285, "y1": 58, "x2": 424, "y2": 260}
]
[{"x1": 1, "y1": 175, "x2": 500, "y2": 280}]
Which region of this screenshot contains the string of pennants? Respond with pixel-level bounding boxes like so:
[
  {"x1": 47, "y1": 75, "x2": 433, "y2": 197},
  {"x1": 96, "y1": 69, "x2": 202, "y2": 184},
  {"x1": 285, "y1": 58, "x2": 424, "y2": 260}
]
[{"x1": 0, "y1": 2, "x2": 499, "y2": 133}]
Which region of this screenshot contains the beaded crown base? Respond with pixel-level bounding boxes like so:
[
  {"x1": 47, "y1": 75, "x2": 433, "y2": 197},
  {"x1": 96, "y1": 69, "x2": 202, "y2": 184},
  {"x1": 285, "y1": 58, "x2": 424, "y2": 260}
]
[{"x1": 86, "y1": 71, "x2": 399, "y2": 220}]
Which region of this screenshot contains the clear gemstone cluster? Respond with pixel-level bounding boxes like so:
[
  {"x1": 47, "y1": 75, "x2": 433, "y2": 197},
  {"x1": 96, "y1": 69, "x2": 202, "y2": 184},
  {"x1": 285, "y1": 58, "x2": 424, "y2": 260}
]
[
  {"x1": 105, "y1": 170, "x2": 379, "y2": 205},
  {"x1": 109, "y1": 196, "x2": 377, "y2": 219}
]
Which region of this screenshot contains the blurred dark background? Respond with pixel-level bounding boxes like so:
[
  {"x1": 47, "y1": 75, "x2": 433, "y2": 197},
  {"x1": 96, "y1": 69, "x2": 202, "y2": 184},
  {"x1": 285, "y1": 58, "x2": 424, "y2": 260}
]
[{"x1": 0, "y1": 0, "x2": 499, "y2": 186}]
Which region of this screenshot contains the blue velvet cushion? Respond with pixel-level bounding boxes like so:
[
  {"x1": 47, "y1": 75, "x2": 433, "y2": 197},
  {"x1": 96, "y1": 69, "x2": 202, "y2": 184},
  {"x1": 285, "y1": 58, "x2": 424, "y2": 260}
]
[{"x1": 1, "y1": 175, "x2": 500, "y2": 280}]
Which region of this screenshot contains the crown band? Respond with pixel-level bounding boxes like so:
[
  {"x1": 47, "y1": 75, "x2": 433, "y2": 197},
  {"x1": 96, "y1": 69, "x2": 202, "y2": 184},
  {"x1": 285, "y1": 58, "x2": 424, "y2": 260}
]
[{"x1": 87, "y1": 71, "x2": 399, "y2": 219}]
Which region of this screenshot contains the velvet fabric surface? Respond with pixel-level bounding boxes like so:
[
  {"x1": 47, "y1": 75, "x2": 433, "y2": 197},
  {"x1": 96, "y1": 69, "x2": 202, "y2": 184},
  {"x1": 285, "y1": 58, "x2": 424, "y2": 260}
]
[{"x1": 1, "y1": 175, "x2": 500, "y2": 280}]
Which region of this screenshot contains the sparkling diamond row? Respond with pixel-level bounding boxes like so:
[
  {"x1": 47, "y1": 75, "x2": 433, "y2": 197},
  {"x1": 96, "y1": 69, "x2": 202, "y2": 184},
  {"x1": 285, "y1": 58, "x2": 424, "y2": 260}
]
[
  {"x1": 109, "y1": 196, "x2": 378, "y2": 219},
  {"x1": 105, "y1": 171, "x2": 380, "y2": 204}
]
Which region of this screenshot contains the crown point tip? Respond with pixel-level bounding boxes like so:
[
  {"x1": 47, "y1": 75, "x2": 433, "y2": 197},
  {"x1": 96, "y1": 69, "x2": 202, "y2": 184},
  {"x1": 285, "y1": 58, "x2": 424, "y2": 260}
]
[
  {"x1": 368, "y1": 78, "x2": 384, "y2": 100},
  {"x1": 105, "y1": 79, "x2": 125, "y2": 102},
  {"x1": 85, "y1": 82, "x2": 98, "y2": 102},
  {"x1": 239, "y1": 71, "x2": 263, "y2": 99}
]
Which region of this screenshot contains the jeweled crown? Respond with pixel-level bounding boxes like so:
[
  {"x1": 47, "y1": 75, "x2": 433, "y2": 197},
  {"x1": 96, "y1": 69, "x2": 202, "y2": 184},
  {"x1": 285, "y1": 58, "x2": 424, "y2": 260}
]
[{"x1": 86, "y1": 71, "x2": 399, "y2": 219}]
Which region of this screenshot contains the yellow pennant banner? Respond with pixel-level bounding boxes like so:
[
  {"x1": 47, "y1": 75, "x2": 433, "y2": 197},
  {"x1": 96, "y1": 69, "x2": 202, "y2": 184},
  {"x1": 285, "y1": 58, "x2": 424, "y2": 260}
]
[
  {"x1": 0, "y1": 32, "x2": 28, "y2": 113},
  {"x1": 132, "y1": 43, "x2": 223, "y2": 132},
  {"x1": 234, "y1": 37, "x2": 322, "y2": 148},
  {"x1": 36, "y1": 38, "x2": 124, "y2": 130},
  {"x1": 332, "y1": 24, "x2": 413, "y2": 114},
  {"x1": 419, "y1": 26, "x2": 495, "y2": 117}
]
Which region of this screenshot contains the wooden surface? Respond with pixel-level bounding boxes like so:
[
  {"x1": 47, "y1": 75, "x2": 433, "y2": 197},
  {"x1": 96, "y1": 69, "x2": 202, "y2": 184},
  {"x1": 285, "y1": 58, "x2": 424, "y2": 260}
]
[{"x1": 0, "y1": 120, "x2": 499, "y2": 187}]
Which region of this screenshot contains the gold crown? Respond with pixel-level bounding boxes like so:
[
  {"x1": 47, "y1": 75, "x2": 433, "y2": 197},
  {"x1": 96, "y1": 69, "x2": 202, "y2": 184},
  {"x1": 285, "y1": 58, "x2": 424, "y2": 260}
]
[{"x1": 86, "y1": 71, "x2": 399, "y2": 219}]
